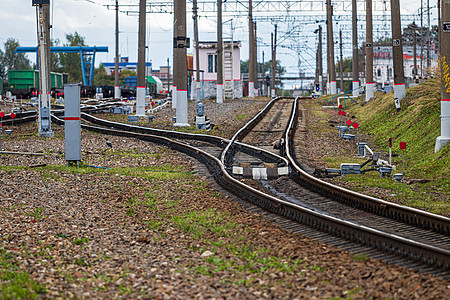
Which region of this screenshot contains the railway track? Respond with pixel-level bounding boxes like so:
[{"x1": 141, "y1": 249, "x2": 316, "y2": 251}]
[
  {"x1": 5, "y1": 98, "x2": 449, "y2": 275},
  {"x1": 220, "y1": 96, "x2": 449, "y2": 275}
]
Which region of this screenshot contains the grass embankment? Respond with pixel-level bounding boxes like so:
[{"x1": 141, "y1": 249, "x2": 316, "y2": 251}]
[{"x1": 318, "y1": 77, "x2": 449, "y2": 215}]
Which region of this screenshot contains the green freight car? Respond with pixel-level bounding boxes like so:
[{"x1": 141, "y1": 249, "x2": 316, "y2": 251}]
[{"x1": 7, "y1": 69, "x2": 67, "y2": 98}]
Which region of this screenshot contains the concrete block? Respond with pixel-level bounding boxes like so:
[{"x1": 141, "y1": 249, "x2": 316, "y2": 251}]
[
  {"x1": 232, "y1": 166, "x2": 243, "y2": 175},
  {"x1": 252, "y1": 168, "x2": 268, "y2": 180}
]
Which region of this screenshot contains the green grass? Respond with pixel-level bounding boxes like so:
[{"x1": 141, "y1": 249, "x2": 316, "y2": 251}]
[
  {"x1": 317, "y1": 77, "x2": 450, "y2": 215},
  {"x1": 348, "y1": 78, "x2": 449, "y2": 184},
  {"x1": 73, "y1": 237, "x2": 89, "y2": 245},
  {"x1": 15, "y1": 163, "x2": 194, "y2": 182},
  {"x1": 170, "y1": 209, "x2": 238, "y2": 239},
  {"x1": 27, "y1": 207, "x2": 45, "y2": 219},
  {"x1": 0, "y1": 248, "x2": 47, "y2": 299},
  {"x1": 168, "y1": 208, "x2": 319, "y2": 282},
  {"x1": 351, "y1": 253, "x2": 369, "y2": 261}
]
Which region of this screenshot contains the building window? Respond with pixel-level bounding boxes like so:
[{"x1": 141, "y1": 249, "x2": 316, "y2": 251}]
[
  {"x1": 377, "y1": 69, "x2": 381, "y2": 77},
  {"x1": 208, "y1": 54, "x2": 214, "y2": 73},
  {"x1": 214, "y1": 54, "x2": 217, "y2": 73},
  {"x1": 208, "y1": 54, "x2": 217, "y2": 73},
  {"x1": 388, "y1": 68, "x2": 392, "y2": 77}
]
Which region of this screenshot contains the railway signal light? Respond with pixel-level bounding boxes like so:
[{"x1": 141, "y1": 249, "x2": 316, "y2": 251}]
[{"x1": 315, "y1": 83, "x2": 320, "y2": 91}]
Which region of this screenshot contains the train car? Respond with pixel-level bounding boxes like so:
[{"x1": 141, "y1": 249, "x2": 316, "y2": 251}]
[
  {"x1": 124, "y1": 75, "x2": 161, "y2": 98},
  {"x1": 7, "y1": 69, "x2": 67, "y2": 98}
]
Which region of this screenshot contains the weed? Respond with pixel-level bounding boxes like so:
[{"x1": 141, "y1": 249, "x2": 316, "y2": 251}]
[
  {"x1": 143, "y1": 192, "x2": 158, "y2": 210},
  {"x1": 73, "y1": 257, "x2": 89, "y2": 267},
  {"x1": 28, "y1": 207, "x2": 45, "y2": 219},
  {"x1": 351, "y1": 253, "x2": 369, "y2": 261},
  {"x1": 142, "y1": 219, "x2": 163, "y2": 231},
  {"x1": 73, "y1": 237, "x2": 89, "y2": 245},
  {"x1": 119, "y1": 284, "x2": 133, "y2": 295},
  {"x1": 0, "y1": 248, "x2": 47, "y2": 298}
]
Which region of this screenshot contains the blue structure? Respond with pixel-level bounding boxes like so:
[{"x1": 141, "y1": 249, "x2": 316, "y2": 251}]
[{"x1": 15, "y1": 46, "x2": 108, "y2": 86}]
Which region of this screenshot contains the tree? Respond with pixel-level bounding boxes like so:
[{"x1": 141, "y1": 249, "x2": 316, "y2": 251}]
[
  {"x1": 59, "y1": 32, "x2": 86, "y2": 83},
  {"x1": 0, "y1": 38, "x2": 31, "y2": 79},
  {"x1": 240, "y1": 59, "x2": 286, "y2": 76},
  {"x1": 0, "y1": 50, "x2": 6, "y2": 80},
  {"x1": 93, "y1": 64, "x2": 113, "y2": 86},
  {"x1": 50, "y1": 38, "x2": 62, "y2": 73}
]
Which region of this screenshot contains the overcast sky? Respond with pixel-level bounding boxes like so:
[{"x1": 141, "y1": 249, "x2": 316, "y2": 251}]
[{"x1": 0, "y1": 0, "x2": 437, "y2": 86}]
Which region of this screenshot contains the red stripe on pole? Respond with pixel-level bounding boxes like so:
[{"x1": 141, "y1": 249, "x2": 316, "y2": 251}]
[
  {"x1": 136, "y1": 86, "x2": 146, "y2": 89},
  {"x1": 352, "y1": 81, "x2": 359, "y2": 82},
  {"x1": 441, "y1": 99, "x2": 450, "y2": 101},
  {"x1": 177, "y1": 89, "x2": 188, "y2": 92},
  {"x1": 330, "y1": 81, "x2": 336, "y2": 83},
  {"x1": 217, "y1": 83, "x2": 223, "y2": 86},
  {"x1": 64, "y1": 117, "x2": 80, "y2": 120},
  {"x1": 394, "y1": 83, "x2": 406, "y2": 86},
  {"x1": 366, "y1": 82, "x2": 374, "y2": 84}
]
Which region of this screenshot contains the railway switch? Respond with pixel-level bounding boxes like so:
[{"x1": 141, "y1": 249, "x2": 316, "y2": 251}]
[
  {"x1": 340, "y1": 163, "x2": 361, "y2": 176},
  {"x1": 343, "y1": 134, "x2": 355, "y2": 140},
  {"x1": 337, "y1": 125, "x2": 349, "y2": 137},
  {"x1": 113, "y1": 107, "x2": 123, "y2": 114},
  {"x1": 357, "y1": 143, "x2": 368, "y2": 157},
  {"x1": 378, "y1": 167, "x2": 393, "y2": 177}
]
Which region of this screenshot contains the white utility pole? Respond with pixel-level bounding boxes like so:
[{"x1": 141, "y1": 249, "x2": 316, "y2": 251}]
[{"x1": 34, "y1": 0, "x2": 54, "y2": 137}]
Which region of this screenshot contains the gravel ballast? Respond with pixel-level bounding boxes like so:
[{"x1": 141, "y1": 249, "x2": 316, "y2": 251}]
[{"x1": 0, "y1": 99, "x2": 449, "y2": 299}]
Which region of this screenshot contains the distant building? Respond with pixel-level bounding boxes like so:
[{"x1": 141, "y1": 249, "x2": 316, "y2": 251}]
[
  {"x1": 192, "y1": 41, "x2": 243, "y2": 99},
  {"x1": 371, "y1": 45, "x2": 438, "y2": 88},
  {"x1": 103, "y1": 57, "x2": 152, "y2": 76}
]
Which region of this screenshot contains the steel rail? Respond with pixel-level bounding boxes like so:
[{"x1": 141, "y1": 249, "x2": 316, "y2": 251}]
[
  {"x1": 52, "y1": 104, "x2": 449, "y2": 271},
  {"x1": 220, "y1": 96, "x2": 291, "y2": 167},
  {"x1": 80, "y1": 112, "x2": 289, "y2": 167},
  {"x1": 284, "y1": 98, "x2": 450, "y2": 236},
  {"x1": 11, "y1": 103, "x2": 449, "y2": 271}
]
